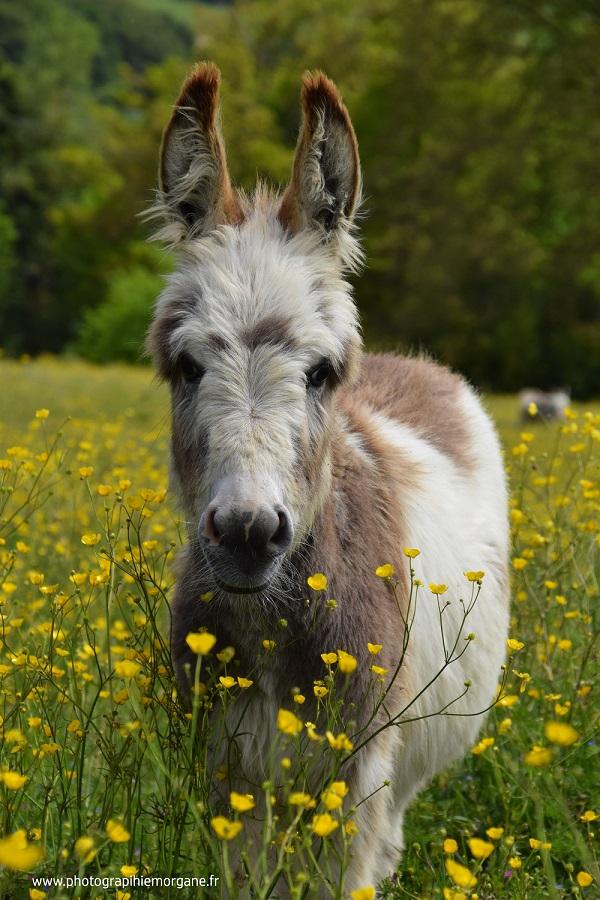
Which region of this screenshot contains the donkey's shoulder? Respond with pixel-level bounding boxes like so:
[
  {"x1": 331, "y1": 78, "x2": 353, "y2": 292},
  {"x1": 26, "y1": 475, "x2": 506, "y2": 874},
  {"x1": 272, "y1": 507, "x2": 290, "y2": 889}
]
[{"x1": 338, "y1": 352, "x2": 480, "y2": 471}]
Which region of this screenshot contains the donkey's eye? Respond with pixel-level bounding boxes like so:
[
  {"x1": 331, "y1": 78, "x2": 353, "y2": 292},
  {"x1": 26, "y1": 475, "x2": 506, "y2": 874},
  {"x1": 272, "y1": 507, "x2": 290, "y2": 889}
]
[
  {"x1": 307, "y1": 360, "x2": 332, "y2": 389},
  {"x1": 179, "y1": 354, "x2": 205, "y2": 385}
]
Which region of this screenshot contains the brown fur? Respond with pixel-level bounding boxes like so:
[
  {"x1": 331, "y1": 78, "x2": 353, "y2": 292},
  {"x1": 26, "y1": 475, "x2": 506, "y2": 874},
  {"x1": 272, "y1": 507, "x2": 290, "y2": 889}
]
[
  {"x1": 159, "y1": 61, "x2": 243, "y2": 230},
  {"x1": 343, "y1": 353, "x2": 476, "y2": 470},
  {"x1": 241, "y1": 314, "x2": 298, "y2": 352},
  {"x1": 279, "y1": 71, "x2": 361, "y2": 234},
  {"x1": 147, "y1": 298, "x2": 197, "y2": 380},
  {"x1": 206, "y1": 331, "x2": 232, "y2": 353}
]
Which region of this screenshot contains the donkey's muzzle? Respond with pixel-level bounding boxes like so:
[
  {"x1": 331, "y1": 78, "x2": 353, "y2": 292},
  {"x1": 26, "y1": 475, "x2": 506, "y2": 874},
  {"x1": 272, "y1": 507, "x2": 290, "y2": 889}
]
[{"x1": 200, "y1": 501, "x2": 293, "y2": 582}]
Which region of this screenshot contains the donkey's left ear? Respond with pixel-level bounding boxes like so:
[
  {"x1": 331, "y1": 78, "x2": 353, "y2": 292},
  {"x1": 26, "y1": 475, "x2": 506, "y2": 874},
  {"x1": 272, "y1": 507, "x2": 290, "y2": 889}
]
[
  {"x1": 155, "y1": 61, "x2": 242, "y2": 242},
  {"x1": 279, "y1": 72, "x2": 361, "y2": 240}
]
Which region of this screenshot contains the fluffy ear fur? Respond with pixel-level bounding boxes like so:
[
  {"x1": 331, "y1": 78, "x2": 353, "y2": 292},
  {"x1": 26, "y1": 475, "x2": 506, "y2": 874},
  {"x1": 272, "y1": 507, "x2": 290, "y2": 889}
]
[
  {"x1": 156, "y1": 62, "x2": 242, "y2": 242},
  {"x1": 279, "y1": 72, "x2": 361, "y2": 239}
]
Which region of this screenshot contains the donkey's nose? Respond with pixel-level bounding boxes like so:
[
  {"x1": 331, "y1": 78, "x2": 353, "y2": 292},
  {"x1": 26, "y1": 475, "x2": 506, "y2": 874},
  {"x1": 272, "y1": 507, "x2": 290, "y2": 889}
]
[{"x1": 205, "y1": 503, "x2": 293, "y2": 567}]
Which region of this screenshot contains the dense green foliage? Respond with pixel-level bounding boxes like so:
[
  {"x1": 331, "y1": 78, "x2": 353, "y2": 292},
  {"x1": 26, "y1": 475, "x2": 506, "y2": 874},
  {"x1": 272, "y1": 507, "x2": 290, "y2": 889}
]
[{"x1": 1, "y1": 0, "x2": 599, "y2": 394}]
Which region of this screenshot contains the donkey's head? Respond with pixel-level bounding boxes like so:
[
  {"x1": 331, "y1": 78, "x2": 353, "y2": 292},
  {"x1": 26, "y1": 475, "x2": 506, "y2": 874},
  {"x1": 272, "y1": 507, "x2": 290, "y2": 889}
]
[{"x1": 148, "y1": 63, "x2": 362, "y2": 594}]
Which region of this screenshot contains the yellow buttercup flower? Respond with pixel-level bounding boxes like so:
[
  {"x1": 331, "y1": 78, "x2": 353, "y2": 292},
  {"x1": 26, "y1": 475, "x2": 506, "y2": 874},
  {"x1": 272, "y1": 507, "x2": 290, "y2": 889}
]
[
  {"x1": 0, "y1": 830, "x2": 43, "y2": 871},
  {"x1": 509, "y1": 856, "x2": 522, "y2": 869},
  {"x1": 529, "y1": 838, "x2": 552, "y2": 850},
  {"x1": 367, "y1": 642, "x2": 382, "y2": 654},
  {"x1": 219, "y1": 676, "x2": 235, "y2": 689},
  {"x1": 371, "y1": 665, "x2": 387, "y2": 676},
  {"x1": 524, "y1": 745, "x2": 552, "y2": 766},
  {"x1": 402, "y1": 547, "x2": 420, "y2": 558},
  {"x1": 544, "y1": 721, "x2": 579, "y2": 746},
  {"x1": 350, "y1": 889, "x2": 375, "y2": 900},
  {"x1": 74, "y1": 836, "x2": 96, "y2": 862},
  {"x1": 114, "y1": 660, "x2": 141, "y2": 679},
  {"x1": 311, "y1": 813, "x2": 338, "y2": 837},
  {"x1": 486, "y1": 827, "x2": 504, "y2": 840},
  {"x1": 211, "y1": 816, "x2": 242, "y2": 840},
  {"x1": 337, "y1": 649, "x2": 357, "y2": 674},
  {"x1": 277, "y1": 708, "x2": 303, "y2": 736},
  {"x1": 288, "y1": 792, "x2": 314, "y2": 808},
  {"x1": 322, "y1": 780, "x2": 348, "y2": 810},
  {"x1": 229, "y1": 792, "x2": 255, "y2": 813},
  {"x1": 185, "y1": 632, "x2": 216, "y2": 655},
  {"x1": 429, "y1": 583, "x2": 448, "y2": 595},
  {"x1": 580, "y1": 810, "x2": 598, "y2": 822},
  {"x1": 0, "y1": 771, "x2": 27, "y2": 790},
  {"x1": 326, "y1": 731, "x2": 353, "y2": 751},
  {"x1": 577, "y1": 872, "x2": 594, "y2": 888},
  {"x1": 464, "y1": 570, "x2": 485, "y2": 582},
  {"x1": 375, "y1": 563, "x2": 394, "y2": 578},
  {"x1": 237, "y1": 677, "x2": 253, "y2": 689},
  {"x1": 321, "y1": 652, "x2": 338, "y2": 665},
  {"x1": 497, "y1": 694, "x2": 519, "y2": 707},
  {"x1": 115, "y1": 659, "x2": 142, "y2": 678},
  {"x1": 121, "y1": 865, "x2": 137, "y2": 877},
  {"x1": 106, "y1": 820, "x2": 130, "y2": 843},
  {"x1": 445, "y1": 858, "x2": 477, "y2": 889},
  {"x1": 467, "y1": 837, "x2": 494, "y2": 859},
  {"x1": 307, "y1": 573, "x2": 327, "y2": 591},
  {"x1": 81, "y1": 533, "x2": 101, "y2": 546},
  {"x1": 35, "y1": 408, "x2": 49, "y2": 419},
  {"x1": 443, "y1": 838, "x2": 458, "y2": 853},
  {"x1": 506, "y1": 638, "x2": 525, "y2": 652}
]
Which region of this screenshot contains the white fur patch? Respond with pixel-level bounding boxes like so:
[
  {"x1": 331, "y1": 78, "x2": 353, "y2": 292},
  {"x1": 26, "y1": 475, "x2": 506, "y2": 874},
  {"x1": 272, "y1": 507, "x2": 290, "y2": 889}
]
[{"x1": 363, "y1": 385, "x2": 509, "y2": 805}]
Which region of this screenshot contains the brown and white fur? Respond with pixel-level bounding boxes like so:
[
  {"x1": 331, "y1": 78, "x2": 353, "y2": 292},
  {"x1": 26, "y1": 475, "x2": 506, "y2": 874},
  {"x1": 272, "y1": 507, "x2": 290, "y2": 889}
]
[{"x1": 148, "y1": 63, "x2": 510, "y2": 890}]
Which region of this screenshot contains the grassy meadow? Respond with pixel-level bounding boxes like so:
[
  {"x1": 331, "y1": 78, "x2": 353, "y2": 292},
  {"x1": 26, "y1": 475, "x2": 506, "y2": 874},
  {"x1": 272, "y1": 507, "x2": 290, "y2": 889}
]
[{"x1": 0, "y1": 356, "x2": 598, "y2": 899}]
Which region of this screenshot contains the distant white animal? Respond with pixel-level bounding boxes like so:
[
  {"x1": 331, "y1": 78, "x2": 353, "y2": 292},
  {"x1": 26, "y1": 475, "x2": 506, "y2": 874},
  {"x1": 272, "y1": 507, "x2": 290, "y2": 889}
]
[
  {"x1": 148, "y1": 62, "x2": 510, "y2": 890},
  {"x1": 519, "y1": 388, "x2": 570, "y2": 422}
]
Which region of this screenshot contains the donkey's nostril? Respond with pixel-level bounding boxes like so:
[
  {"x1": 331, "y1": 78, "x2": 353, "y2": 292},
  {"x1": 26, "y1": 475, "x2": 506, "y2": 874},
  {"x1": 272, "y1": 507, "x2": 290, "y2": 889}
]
[
  {"x1": 270, "y1": 506, "x2": 293, "y2": 551},
  {"x1": 203, "y1": 502, "x2": 293, "y2": 565},
  {"x1": 203, "y1": 507, "x2": 221, "y2": 545}
]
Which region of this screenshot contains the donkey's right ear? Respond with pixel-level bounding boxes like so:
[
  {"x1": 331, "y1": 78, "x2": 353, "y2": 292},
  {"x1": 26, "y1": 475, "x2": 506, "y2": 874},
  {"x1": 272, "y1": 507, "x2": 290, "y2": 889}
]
[{"x1": 155, "y1": 62, "x2": 242, "y2": 242}]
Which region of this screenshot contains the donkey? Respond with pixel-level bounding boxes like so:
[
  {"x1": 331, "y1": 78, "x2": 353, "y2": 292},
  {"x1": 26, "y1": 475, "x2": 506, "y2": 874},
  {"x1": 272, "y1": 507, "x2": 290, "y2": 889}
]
[{"x1": 148, "y1": 62, "x2": 510, "y2": 889}]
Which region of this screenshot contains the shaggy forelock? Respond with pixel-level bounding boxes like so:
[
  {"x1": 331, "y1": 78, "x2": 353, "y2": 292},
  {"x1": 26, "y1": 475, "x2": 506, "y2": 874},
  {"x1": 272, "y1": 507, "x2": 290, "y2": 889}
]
[{"x1": 153, "y1": 191, "x2": 362, "y2": 375}]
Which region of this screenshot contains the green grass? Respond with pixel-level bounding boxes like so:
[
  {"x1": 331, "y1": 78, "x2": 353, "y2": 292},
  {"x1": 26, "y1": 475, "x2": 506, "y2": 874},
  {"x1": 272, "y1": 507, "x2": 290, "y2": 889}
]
[{"x1": 0, "y1": 356, "x2": 598, "y2": 898}]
